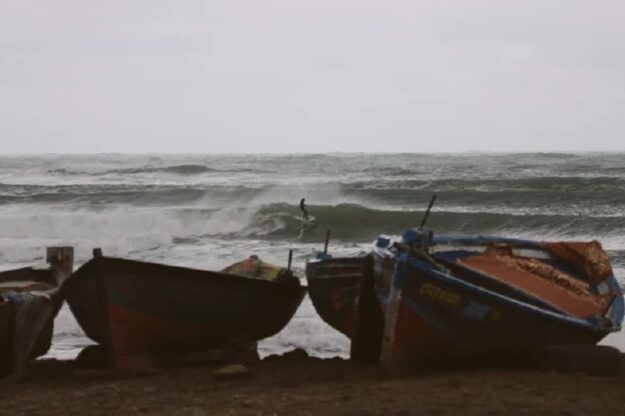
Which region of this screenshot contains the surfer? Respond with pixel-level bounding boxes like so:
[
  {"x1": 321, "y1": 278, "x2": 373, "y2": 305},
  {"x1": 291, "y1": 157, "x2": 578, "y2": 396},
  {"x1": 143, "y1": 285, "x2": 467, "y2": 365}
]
[{"x1": 299, "y1": 198, "x2": 309, "y2": 221}]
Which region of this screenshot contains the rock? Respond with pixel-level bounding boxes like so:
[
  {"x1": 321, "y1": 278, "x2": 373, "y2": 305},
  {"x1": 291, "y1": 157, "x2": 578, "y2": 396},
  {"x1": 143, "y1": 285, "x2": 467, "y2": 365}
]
[{"x1": 211, "y1": 364, "x2": 250, "y2": 381}]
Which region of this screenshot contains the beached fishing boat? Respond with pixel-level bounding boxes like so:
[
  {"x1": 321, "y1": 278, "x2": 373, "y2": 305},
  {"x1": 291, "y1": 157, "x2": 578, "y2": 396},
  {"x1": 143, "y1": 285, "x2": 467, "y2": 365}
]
[
  {"x1": 308, "y1": 194, "x2": 624, "y2": 364},
  {"x1": 0, "y1": 247, "x2": 74, "y2": 378},
  {"x1": 305, "y1": 255, "x2": 366, "y2": 338},
  {"x1": 363, "y1": 230, "x2": 624, "y2": 365},
  {"x1": 63, "y1": 251, "x2": 306, "y2": 362},
  {"x1": 304, "y1": 230, "x2": 368, "y2": 339}
]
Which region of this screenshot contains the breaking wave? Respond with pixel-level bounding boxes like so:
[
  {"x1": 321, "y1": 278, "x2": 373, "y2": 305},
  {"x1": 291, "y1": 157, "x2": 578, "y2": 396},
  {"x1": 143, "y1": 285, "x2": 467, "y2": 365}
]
[
  {"x1": 225, "y1": 203, "x2": 625, "y2": 242},
  {"x1": 5, "y1": 202, "x2": 617, "y2": 243}
]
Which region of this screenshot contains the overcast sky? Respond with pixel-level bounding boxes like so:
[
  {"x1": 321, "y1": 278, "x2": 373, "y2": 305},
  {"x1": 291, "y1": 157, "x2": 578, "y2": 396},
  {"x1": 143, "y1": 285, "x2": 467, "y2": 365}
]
[{"x1": 1, "y1": 1, "x2": 624, "y2": 153}]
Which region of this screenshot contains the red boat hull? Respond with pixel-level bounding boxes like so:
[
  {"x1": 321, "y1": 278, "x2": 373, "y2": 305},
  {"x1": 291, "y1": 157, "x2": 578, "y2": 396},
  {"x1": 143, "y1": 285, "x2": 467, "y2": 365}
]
[{"x1": 64, "y1": 256, "x2": 306, "y2": 358}]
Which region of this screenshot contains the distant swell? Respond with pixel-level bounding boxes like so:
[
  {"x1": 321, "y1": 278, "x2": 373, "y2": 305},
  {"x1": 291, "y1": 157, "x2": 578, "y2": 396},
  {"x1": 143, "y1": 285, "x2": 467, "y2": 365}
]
[
  {"x1": 46, "y1": 164, "x2": 268, "y2": 176},
  {"x1": 3, "y1": 179, "x2": 625, "y2": 230},
  {"x1": 347, "y1": 176, "x2": 625, "y2": 193},
  {"x1": 153, "y1": 164, "x2": 215, "y2": 174},
  {"x1": 47, "y1": 164, "x2": 217, "y2": 176},
  {"x1": 0, "y1": 184, "x2": 209, "y2": 205}
]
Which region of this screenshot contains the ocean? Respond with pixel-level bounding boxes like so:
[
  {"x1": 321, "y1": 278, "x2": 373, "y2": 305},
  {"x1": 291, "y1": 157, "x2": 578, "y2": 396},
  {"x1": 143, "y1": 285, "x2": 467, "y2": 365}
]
[{"x1": 1, "y1": 152, "x2": 624, "y2": 359}]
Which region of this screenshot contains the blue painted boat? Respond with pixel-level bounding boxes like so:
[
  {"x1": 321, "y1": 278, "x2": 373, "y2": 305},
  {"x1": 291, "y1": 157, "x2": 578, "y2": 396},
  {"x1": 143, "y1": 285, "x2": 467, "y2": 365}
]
[
  {"x1": 365, "y1": 230, "x2": 624, "y2": 365},
  {"x1": 63, "y1": 251, "x2": 306, "y2": 363}
]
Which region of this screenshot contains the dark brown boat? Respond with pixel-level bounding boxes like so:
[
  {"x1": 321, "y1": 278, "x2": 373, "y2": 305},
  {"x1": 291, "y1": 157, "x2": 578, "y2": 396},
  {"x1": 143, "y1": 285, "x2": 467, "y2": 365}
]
[
  {"x1": 63, "y1": 251, "x2": 306, "y2": 365},
  {"x1": 305, "y1": 255, "x2": 366, "y2": 338}
]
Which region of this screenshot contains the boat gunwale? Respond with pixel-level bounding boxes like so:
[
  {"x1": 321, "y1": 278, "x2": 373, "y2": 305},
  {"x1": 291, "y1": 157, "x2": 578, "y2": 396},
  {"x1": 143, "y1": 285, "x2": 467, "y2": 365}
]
[{"x1": 76, "y1": 255, "x2": 307, "y2": 291}]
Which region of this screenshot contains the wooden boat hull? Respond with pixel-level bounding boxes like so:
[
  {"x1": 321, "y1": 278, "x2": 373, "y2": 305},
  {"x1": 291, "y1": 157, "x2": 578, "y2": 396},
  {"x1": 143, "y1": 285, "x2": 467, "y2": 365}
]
[
  {"x1": 64, "y1": 256, "x2": 306, "y2": 357},
  {"x1": 305, "y1": 257, "x2": 366, "y2": 338},
  {"x1": 0, "y1": 248, "x2": 74, "y2": 377},
  {"x1": 0, "y1": 269, "x2": 55, "y2": 365},
  {"x1": 0, "y1": 300, "x2": 14, "y2": 370},
  {"x1": 370, "y1": 249, "x2": 623, "y2": 365}
]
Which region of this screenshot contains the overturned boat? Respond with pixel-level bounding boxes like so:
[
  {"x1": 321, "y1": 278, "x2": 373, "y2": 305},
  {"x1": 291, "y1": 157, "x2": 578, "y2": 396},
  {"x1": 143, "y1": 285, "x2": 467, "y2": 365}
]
[
  {"x1": 0, "y1": 247, "x2": 74, "y2": 378},
  {"x1": 362, "y1": 230, "x2": 624, "y2": 365},
  {"x1": 63, "y1": 251, "x2": 306, "y2": 364}
]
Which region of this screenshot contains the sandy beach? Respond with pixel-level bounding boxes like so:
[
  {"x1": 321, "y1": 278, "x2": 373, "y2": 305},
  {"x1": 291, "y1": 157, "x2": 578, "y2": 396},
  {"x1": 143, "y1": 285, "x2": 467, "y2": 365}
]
[{"x1": 3, "y1": 349, "x2": 625, "y2": 416}]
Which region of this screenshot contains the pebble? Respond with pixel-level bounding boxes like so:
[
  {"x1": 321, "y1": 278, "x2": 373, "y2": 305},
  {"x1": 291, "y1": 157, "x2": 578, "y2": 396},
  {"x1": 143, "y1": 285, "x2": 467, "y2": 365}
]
[{"x1": 211, "y1": 364, "x2": 251, "y2": 381}]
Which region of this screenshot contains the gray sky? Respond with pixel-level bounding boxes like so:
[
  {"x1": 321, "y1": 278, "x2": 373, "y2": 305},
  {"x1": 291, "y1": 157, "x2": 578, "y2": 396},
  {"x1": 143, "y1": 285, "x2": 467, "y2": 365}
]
[{"x1": 1, "y1": 1, "x2": 624, "y2": 153}]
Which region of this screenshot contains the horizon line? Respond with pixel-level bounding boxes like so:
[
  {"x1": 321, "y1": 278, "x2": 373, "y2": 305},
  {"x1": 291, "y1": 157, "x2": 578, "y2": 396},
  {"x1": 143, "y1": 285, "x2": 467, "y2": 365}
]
[{"x1": 2, "y1": 150, "x2": 625, "y2": 157}]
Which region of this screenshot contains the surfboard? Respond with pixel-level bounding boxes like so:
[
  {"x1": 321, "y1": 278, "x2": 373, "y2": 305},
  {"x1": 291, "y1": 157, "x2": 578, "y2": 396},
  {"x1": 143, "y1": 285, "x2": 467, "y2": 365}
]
[
  {"x1": 295, "y1": 215, "x2": 316, "y2": 226},
  {"x1": 296, "y1": 215, "x2": 317, "y2": 238}
]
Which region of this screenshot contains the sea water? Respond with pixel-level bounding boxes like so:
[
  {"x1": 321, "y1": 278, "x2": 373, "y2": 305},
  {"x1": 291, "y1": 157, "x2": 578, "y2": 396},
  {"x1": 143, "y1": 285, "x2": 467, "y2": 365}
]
[{"x1": 0, "y1": 153, "x2": 624, "y2": 359}]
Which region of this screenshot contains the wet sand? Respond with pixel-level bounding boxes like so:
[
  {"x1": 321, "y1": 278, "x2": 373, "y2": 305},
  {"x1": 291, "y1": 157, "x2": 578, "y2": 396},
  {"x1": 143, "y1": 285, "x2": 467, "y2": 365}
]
[{"x1": 2, "y1": 350, "x2": 625, "y2": 416}]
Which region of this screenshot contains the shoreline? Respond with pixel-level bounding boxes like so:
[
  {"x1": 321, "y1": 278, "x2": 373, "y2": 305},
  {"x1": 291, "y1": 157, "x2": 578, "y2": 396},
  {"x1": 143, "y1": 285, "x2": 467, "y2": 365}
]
[{"x1": 3, "y1": 349, "x2": 625, "y2": 416}]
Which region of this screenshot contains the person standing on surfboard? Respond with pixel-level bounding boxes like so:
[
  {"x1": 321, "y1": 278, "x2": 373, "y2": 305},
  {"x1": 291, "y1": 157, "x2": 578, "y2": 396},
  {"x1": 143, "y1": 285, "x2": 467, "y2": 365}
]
[{"x1": 299, "y1": 198, "x2": 309, "y2": 220}]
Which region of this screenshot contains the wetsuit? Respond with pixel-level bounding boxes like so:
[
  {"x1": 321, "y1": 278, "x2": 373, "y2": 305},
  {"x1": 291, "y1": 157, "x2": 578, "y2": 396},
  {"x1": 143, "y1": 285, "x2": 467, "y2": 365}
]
[{"x1": 300, "y1": 198, "x2": 309, "y2": 220}]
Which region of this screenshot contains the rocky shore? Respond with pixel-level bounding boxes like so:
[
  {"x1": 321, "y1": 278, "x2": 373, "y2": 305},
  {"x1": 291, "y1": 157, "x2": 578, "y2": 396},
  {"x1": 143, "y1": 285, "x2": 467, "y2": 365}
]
[{"x1": 2, "y1": 348, "x2": 625, "y2": 416}]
